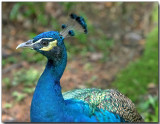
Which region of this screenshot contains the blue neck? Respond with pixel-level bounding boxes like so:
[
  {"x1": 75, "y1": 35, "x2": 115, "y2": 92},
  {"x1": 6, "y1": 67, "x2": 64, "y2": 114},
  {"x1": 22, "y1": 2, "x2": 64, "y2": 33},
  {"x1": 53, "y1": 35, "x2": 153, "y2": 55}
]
[{"x1": 30, "y1": 50, "x2": 67, "y2": 122}]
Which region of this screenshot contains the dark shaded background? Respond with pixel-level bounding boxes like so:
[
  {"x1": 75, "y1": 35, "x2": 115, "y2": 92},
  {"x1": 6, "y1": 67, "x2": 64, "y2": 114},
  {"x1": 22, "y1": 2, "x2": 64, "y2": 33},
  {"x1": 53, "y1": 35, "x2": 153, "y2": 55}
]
[{"x1": 2, "y1": 2, "x2": 158, "y2": 122}]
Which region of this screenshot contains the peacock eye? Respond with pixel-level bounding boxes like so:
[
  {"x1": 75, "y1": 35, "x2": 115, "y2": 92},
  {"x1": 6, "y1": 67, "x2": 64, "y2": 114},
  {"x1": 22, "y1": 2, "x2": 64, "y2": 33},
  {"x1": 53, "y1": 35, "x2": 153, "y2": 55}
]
[{"x1": 41, "y1": 40, "x2": 49, "y2": 46}]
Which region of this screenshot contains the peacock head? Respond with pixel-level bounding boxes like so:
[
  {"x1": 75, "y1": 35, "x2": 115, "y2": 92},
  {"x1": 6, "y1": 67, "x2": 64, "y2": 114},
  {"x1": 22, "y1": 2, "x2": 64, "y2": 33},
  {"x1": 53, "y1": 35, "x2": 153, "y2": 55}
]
[
  {"x1": 16, "y1": 13, "x2": 87, "y2": 60},
  {"x1": 16, "y1": 31, "x2": 66, "y2": 60}
]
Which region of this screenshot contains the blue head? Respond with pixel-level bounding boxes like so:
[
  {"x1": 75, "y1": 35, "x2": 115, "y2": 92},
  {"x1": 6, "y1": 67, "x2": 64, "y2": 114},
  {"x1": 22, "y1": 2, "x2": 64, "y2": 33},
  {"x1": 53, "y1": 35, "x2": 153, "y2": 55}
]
[
  {"x1": 16, "y1": 13, "x2": 87, "y2": 63},
  {"x1": 16, "y1": 31, "x2": 66, "y2": 66},
  {"x1": 32, "y1": 31, "x2": 65, "y2": 61}
]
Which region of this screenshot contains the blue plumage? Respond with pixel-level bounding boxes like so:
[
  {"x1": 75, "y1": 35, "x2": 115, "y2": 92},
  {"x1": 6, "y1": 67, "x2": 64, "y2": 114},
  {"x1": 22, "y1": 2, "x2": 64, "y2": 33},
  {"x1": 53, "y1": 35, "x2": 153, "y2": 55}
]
[
  {"x1": 16, "y1": 13, "x2": 143, "y2": 122},
  {"x1": 33, "y1": 31, "x2": 62, "y2": 42}
]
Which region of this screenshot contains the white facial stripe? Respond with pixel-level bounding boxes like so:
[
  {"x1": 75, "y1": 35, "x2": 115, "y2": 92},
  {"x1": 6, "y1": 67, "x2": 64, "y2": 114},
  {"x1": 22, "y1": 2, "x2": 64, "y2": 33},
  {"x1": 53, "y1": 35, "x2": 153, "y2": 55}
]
[{"x1": 32, "y1": 38, "x2": 53, "y2": 45}]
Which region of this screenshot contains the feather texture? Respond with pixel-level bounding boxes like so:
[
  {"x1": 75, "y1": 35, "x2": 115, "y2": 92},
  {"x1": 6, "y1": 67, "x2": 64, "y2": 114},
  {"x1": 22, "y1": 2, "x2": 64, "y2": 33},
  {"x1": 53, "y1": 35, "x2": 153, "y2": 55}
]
[{"x1": 63, "y1": 88, "x2": 144, "y2": 122}]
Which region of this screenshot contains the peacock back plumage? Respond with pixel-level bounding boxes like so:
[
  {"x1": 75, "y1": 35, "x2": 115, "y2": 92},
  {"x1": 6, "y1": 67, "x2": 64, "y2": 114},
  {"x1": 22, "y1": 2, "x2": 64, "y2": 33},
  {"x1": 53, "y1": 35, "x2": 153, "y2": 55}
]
[{"x1": 63, "y1": 88, "x2": 144, "y2": 122}]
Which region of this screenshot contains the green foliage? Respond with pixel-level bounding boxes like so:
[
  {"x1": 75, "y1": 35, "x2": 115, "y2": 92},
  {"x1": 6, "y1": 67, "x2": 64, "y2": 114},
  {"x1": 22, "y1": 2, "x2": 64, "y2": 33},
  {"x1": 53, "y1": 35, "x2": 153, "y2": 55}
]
[
  {"x1": 112, "y1": 27, "x2": 158, "y2": 122},
  {"x1": 75, "y1": 33, "x2": 87, "y2": 44},
  {"x1": 2, "y1": 57, "x2": 17, "y2": 66},
  {"x1": 7, "y1": 56, "x2": 17, "y2": 63},
  {"x1": 83, "y1": 63, "x2": 93, "y2": 71},
  {"x1": 2, "y1": 59, "x2": 6, "y2": 67},
  {"x1": 138, "y1": 95, "x2": 158, "y2": 122},
  {"x1": 86, "y1": 75, "x2": 98, "y2": 88},
  {"x1": 28, "y1": 32, "x2": 37, "y2": 39},
  {"x1": 10, "y1": 3, "x2": 22, "y2": 20},
  {"x1": 89, "y1": 75, "x2": 98, "y2": 83},
  {"x1": 10, "y1": 2, "x2": 47, "y2": 26},
  {"x1": 91, "y1": 37, "x2": 114, "y2": 52},
  {"x1": 66, "y1": 31, "x2": 114, "y2": 61},
  {"x1": 112, "y1": 27, "x2": 158, "y2": 101},
  {"x1": 61, "y1": 2, "x2": 77, "y2": 12},
  {"x1": 12, "y1": 91, "x2": 26, "y2": 102},
  {"x1": 12, "y1": 68, "x2": 40, "y2": 86},
  {"x1": 65, "y1": 42, "x2": 80, "y2": 58},
  {"x1": 4, "y1": 103, "x2": 13, "y2": 109},
  {"x1": 23, "y1": 87, "x2": 35, "y2": 94},
  {"x1": 21, "y1": 49, "x2": 46, "y2": 63},
  {"x1": 3, "y1": 77, "x2": 11, "y2": 89},
  {"x1": 51, "y1": 17, "x2": 60, "y2": 30},
  {"x1": 152, "y1": 3, "x2": 158, "y2": 23}
]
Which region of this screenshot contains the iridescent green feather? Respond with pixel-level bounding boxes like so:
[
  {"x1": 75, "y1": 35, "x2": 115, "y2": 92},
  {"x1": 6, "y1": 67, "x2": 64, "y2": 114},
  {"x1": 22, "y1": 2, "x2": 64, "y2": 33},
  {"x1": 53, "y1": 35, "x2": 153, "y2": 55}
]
[{"x1": 63, "y1": 88, "x2": 144, "y2": 122}]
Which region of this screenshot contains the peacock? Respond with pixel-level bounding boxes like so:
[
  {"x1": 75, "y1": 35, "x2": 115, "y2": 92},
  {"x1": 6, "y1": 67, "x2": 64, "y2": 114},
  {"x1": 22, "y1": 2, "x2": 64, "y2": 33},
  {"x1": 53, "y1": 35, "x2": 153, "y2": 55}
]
[{"x1": 16, "y1": 13, "x2": 144, "y2": 122}]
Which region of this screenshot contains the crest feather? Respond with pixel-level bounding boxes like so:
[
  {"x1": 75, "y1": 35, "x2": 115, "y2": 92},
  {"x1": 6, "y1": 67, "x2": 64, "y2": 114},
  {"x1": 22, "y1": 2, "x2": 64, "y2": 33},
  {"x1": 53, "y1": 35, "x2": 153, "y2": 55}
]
[{"x1": 60, "y1": 13, "x2": 88, "y2": 38}]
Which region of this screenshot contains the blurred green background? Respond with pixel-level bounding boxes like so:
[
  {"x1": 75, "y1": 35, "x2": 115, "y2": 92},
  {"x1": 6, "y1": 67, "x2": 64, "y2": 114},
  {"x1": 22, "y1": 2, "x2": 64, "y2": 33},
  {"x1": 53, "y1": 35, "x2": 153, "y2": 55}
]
[{"x1": 2, "y1": 2, "x2": 158, "y2": 122}]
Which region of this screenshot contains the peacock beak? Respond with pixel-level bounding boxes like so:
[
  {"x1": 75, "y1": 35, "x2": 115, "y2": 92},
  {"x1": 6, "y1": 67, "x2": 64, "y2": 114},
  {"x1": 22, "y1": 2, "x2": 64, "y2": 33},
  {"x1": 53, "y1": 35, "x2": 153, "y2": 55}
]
[{"x1": 16, "y1": 39, "x2": 34, "y2": 49}]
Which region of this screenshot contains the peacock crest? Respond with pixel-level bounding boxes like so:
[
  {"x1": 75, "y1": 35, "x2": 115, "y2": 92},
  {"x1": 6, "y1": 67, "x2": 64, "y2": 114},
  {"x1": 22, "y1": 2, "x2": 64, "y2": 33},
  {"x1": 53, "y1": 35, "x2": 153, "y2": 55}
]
[{"x1": 60, "y1": 13, "x2": 87, "y2": 38}]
